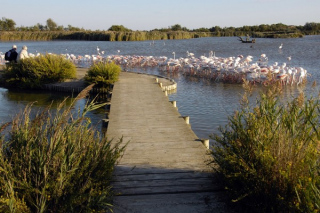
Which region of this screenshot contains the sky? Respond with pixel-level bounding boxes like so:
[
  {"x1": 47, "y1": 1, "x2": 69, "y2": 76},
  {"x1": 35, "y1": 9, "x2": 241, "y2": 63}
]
[{"x1": 1, "y1": 0, "x2": 319, "y2": 31}]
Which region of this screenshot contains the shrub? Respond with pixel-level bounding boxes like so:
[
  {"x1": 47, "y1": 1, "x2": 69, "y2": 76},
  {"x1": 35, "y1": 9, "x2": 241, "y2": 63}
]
[
  {"x1": 84, "y1": 61, "x2": 121, "y2": 90},
  {"x1": 0, "y1": 88, "x2": 125, "y2": 213},
  {"x1": 2, "y1": 54, "x2": 76, "y2": 89},
  {"x1": 211, "y1": 84, "x2": 320, "y2": 212}
]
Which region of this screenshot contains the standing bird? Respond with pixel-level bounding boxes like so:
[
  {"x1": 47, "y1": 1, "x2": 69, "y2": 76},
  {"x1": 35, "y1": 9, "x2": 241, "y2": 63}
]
[
  {"x1": 186, "y1": 51, "x2": 194, "y2": 58},
  {"x1": 279, "y1": 43, "x2": 283, "y2": 49},
  {"x1": 97, "y1": 46, "x2": 100, "y2": 55},
  {"x1": 287, "y1": 56, "x2": 292, "y2": 67},
  {"x1": 172, "y1": 52, "x2": 176, "y2": 60}
]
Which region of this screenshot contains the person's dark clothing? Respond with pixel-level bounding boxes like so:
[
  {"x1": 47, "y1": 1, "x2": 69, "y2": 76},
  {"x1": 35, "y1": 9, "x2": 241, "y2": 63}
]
[{"x1": 7, "y1": 48, "x2": 18, "y2": 62}]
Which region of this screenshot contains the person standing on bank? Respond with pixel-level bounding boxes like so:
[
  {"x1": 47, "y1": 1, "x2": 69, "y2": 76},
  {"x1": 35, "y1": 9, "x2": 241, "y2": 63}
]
[
  {"x1": 17, "y1": 45, "x2": 29, "y2": 62},
  {"x1": 5, "y1": 45, "x2": 18, "y2": 63}
]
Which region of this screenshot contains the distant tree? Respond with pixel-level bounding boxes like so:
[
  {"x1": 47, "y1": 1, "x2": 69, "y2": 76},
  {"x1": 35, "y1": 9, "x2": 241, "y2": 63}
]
[
  {"x1": 0, "y1": 17, "x2": 16, "y2": 31},
  {"x1": 193, "y1": 27, "x2": 210, "y2": 32},
  {"x1": 170, "y1": 24, "x2": 182, "y2": 31},
  {"x1": 36, "y1": 23, "x2": 46, "y2": 31},
  {"x1": 270, "y1": 23, "x2": 287, "y2": 31},
  {"x1": 209, "y1": 26, "x2": 221, "y2": 32},
  {"x1": 57, "y1": 25, "x2": 64, "y2": 31},
  {"x1": 303, "y1": 22, "x2": 320, "y2": 31},
  {"x1": 67, "y1": 24, "x2": 81, "y2": 31},
  {"x1": 152, "y1": 28, "x2": 170, "y2": 32},
  {"x1": 108, "y1": 25, "x2": 131, "y2": 32},
  {"x1": 258, "y1": 24, "x2": 269, "y2": 32},
  {"x1": 17, "y1": 26, "x2": 28, "y2": 31},
  {"x1": 240, "y1": 25, "x2": 251, "y2": 32},
  {"x1": 46, "y1": 18, "x2": 57, "y2": 31},
  {"x1": 251, "y1": 25, "x2": 259, "y2": 31},
  {"x1": 31, "y1": 25, "x2": 40, "y2": 31}
]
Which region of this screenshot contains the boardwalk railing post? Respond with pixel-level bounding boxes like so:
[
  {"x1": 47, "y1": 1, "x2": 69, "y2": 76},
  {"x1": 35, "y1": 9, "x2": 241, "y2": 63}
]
[
  {"x1": 201, "y1": 139, "x2": 210, "y2": 149},
  {"x1": 159, "y1": 82, "x2": 162, "y2": 88},
  {"x1": 102, "y1": 119, "x2": 109, "y2": 134},
  {"x1": 102, "y1": 119, "x2": 109, "y2": 128},
  {"x1": 107, "y1": 91, "x2": 113, "y2": 101},
  {"x1": 106, "y1": 103, "x2": 111, "y2": 112},
  {"x1": 155, "y1": 78, "x2": 159, "y2": 83},
  {"x1": 170, "y1": 100, "x2": 177, "y2": 108},
  {"x1": 183, "y1": 116, "x2": 190, "y2": 124}
]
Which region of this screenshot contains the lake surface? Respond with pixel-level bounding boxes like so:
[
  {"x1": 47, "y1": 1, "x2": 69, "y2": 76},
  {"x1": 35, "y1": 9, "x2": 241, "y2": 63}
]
[{"x1": 1, "y1": 36, "x2": 320, "y2": 142}]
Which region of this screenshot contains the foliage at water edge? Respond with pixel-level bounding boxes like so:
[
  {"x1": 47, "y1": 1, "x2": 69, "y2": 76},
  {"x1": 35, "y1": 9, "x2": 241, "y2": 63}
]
[
  {"x1": 0, "y1": 91, "x2": 125, "y2": 212},
  {"x1": 212, "y1": 82, "x2": 320, "y2": 212},
  {"x1": 1, "y1": 54, "x2": 76, "y2": 89}
]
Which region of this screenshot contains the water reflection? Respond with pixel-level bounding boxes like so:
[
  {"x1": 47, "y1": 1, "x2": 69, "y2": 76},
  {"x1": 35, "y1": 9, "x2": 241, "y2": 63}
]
[
  {"x1": 2, "y1": 89, "x2": 72, "y2": 106},
  {"x1": 0, "y1": 88, "x2": 105, "y2": 130}
]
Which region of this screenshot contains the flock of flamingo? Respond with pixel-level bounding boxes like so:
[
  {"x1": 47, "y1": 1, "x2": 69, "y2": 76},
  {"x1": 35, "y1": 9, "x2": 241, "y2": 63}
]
[{"x1": 0, "y1": 44, "x2": 309, "y2": 86}]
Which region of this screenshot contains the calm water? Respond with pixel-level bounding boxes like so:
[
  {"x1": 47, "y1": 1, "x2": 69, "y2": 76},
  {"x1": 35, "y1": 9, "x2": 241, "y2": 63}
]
[{"x1": 1, "y1": 36, "x2": 320, "y2": 141}]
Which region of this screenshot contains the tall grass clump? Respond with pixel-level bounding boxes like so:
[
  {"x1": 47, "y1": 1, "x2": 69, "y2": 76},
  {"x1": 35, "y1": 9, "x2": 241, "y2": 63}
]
[
  {"x1": 212, "y1": 84, "x2": 320, "y2": 212},
  {"x1": 2, "y1": 54, "x2": 76, "y2": 89},
  {"x1": 0, "y1": 90, "x2": 125, "y2": 213},
  {"x1": 84, "y1": 61, "x2": 121, "y2": 92}
]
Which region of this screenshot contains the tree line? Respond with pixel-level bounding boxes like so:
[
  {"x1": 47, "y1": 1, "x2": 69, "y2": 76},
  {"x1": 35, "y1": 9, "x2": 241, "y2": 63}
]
[{"x1": 1, "y1": 17, "x2": 320, "y2": 41}]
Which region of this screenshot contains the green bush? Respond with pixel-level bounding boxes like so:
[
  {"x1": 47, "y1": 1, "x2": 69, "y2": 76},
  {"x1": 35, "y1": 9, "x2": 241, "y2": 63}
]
[
  {"x1": 211, "y1": 84, "x2": 320, "y2": 212},
  {"x1": 0, "y1": 90, "x2": 125, "y2": 213},
  {"x1": 84, "y1": 61, "x2": 121, "y2": 90},
  {"x1": 2, "y1": 54, "x2": 76, "y2": 89}
]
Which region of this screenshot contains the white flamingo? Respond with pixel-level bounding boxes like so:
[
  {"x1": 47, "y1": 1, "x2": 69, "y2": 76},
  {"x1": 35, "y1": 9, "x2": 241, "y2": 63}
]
[
  {"x1": 279, "y1": 43, "x2": 283, "y2": 49},
  {"x1": 287, "y1": 56, "x2": 292, "y2": 66},
  {"x1": 186, "y1": 51, "x2": 194, "y2": 58},
  {"x1": 97, "y1": 46, "x2": 100, "y2": 55}
]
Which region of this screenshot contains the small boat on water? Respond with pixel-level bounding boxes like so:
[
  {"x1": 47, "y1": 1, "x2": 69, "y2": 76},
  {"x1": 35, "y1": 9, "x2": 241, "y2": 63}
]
[{"x1": 238, "y1": 36, "x2": 256, "y2": 43}]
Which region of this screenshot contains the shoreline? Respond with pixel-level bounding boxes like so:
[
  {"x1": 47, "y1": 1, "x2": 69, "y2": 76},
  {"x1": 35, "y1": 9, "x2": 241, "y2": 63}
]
[{"x1": 0, "y1": 66, "x2": 177, "y2": 94}]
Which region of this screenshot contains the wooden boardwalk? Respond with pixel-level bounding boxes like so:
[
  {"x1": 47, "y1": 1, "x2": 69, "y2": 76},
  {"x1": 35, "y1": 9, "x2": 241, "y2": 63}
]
[{"x1": 107, "y1": 72, "x2": 231, "y2": 213}]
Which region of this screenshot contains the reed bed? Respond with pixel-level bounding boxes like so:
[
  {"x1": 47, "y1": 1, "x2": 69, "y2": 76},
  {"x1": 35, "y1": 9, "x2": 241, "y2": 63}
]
[
  {"x1": 0, "y1": 31, "x2": 213, "y2": 41},
  {"x1": 0, "y1": 89, "x2": 125, "y2": 213},
  {"x1": 0, "y1": 30, "x2": 306, "y2": 41},
  {"x1": 212, "y1": 82, "x2": 320, "y2": 212}
]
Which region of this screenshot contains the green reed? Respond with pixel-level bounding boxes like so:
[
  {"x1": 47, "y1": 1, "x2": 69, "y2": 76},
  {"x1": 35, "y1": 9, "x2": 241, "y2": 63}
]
[
  {"x1": 212, "y1": 83, "x2": 320, "y2": 212},
  {"x1": 0, "y1": 89, "x2": 125, "y2": 213},
  {"x1": 85, "y1": 61, "x2": 121, "y2": 91}
]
